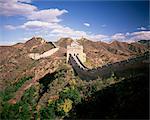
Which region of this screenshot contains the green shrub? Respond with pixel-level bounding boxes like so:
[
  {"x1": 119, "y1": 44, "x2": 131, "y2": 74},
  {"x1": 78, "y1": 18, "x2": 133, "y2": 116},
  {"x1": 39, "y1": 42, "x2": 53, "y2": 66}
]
[
  {"x1": 0, "y1": 85, "x2": 37, "y2": 120},
  {"x1": 0, "y1": 76, "x2": 32, "y2": 102},
  {"x1": 40, "y1": 84, "x2": 81, "y2": 119},
  {"x1": 40, "y1": 105, "x2": 56, "y2": 119},
  {"x1": 0, "y1": 86, "x2": 15, "y2": 101},
  {"x1": 14, "y1": 76, "x2": 32, "y2": 91},
  {"x1": 1, "y1": 101, "x2": 31, "y2": 120},
  {"x1": 60, "y1": 87, "x2": 81, "y2": 104}
]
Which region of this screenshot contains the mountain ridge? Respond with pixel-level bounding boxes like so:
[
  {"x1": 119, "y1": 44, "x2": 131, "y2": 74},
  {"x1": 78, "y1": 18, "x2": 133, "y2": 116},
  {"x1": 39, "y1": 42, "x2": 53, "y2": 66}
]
[{"x1": 0, "y1": 37, "x2": 149, "y2": 90}]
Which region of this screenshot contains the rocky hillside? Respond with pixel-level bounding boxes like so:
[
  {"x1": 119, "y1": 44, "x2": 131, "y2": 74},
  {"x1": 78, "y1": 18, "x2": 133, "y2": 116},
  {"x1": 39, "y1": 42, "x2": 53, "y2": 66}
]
[
  {"x1": 0, "y1": 37, "x2": 149, "y2": 120},
  {"x1": 0, "y1": 37, "x2": 63, "y2": 91},
  {"x1": 0, "y1": 37, "x2": 149, "y2": 90},
  {"x1": 55, "y1": 37, "x2": 73, "y2": 48},
  {"x1": 57, "y1": 37, "x2": 148, "y2": 68}
]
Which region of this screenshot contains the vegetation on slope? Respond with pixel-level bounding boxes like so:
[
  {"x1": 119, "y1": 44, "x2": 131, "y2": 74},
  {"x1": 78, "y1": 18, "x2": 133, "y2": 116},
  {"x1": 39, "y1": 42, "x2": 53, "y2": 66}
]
[
  {"x1": 69, "y1": 73, "x2": 149, "y2": 119},
  {"x1": 0, "y1": 76, "x2": 32, "y2": 102},
  {"x1": 0, "y1": 64, "x2": 122, "y2": 119},
  {"x1": 0, "y1": 37, "x2": 149, "y2": 119},
  {"x1": 0, "y1": 85, "x2": 39, "y2": 119},
  {"x1": 1, "y1": 63, "x2": 144, "y2": 119}
]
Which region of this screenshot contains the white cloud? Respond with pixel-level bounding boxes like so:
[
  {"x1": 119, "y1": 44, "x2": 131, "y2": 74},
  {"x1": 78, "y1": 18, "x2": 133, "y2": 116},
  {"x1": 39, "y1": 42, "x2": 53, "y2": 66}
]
[
  {"x1": 125, "y1": 32, "x2": 130, "y2": 36},
  {"x1": 110, "y1": 31, "x2": 150, "y2": 43},
  {"x1": 4, "y1": 25, "x2": 16, "y2": 30},
  {"x1": 130, "y1": 31, "x2": 150, "y2": 36},
  {"x1": 128, "y1": 31, "x2": 150, "y2": 42},
  {"x1": 20, "y1": 21, "x2": 51, "y2": 29},
  {"x1": 111, "y1": 33, "x2": 126, "y2": 40},
  {"x1": 5, "y1": 21, "x2": 51, "y2": 30},
  {"x1": 137, "y1": 27, "x2": 147, "y2": 30},
  {"x1": 86, "y1": 34, "x2": 108, "y2": 41},
  {"x1": 18, "y1": 0, "x2": 32, "y2": 3},
  {"x1": 84, "y1": 23, "x2": 90, "y2": 27},
  {"x1": 0, "y1": 0, "x2": 68, "y2": 24},
  {"x1": 23, "y1": 37, "x2": 31, "y2": 40},
  {"x1": 51, "y1": 26, "x2": 87, "y2": 39},
  {"x1": 2, "y1": 0, "x2": 150, "y2": 44},
  {"x1": 2, "y1": 0, "x2": 109, "y2": 42},
  {"x1": 27, "y1": 9, "x2": 68, "y2": 23},
  {"x1": 50, "y1": 23, "x2": 108, "y2": 41},
  {"x1": 0, "y1": 0, "x2": 37, "y2": 16},
  {"x1": 7, "y1": 21, "x2": 64, "y2": 30}
]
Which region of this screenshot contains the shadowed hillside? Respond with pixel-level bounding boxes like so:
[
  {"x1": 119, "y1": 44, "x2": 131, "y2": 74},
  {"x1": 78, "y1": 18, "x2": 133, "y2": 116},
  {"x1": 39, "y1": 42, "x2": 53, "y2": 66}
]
[
  {"x1": 0, "y1": 37, "x2": 149, "y2": 120},
  {"x1": 66, "y1": 64, "x2": 149, "y2": 119}
]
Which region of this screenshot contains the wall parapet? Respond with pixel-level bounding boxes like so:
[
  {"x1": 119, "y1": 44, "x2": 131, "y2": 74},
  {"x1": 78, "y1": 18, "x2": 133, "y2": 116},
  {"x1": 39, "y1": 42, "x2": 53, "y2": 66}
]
[{"x1": 69, "y1": 51, "x2": 149, "y2": 81}]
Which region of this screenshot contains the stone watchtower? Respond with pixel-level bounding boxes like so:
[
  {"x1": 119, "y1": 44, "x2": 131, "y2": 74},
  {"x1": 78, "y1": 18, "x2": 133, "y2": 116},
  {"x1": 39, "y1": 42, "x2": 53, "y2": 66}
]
[{"x1": 66, "y1": 40, "x2": 86, "y2": 63}]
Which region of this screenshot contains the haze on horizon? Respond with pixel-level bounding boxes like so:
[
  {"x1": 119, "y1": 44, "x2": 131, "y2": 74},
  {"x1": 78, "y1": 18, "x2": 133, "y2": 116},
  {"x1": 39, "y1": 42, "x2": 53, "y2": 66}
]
[{"x1": 0, "y1": 0, "x2": 149, "y2": 45}]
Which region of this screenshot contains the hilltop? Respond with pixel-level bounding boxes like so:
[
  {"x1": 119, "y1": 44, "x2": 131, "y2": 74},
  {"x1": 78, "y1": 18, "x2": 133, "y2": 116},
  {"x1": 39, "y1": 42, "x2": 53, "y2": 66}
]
[
  {"x1": 0, "y1": 37, "x2": 63, "y2": 91},
  {"x1": 0, "y1": 37, "x2": 149, "y2": 90},
  {"x1": 0, "y1": 37, "x2": 149, "y2": 119},
  {"x1": 56, "y1": 37, "x2": 148, "y2": 68}
]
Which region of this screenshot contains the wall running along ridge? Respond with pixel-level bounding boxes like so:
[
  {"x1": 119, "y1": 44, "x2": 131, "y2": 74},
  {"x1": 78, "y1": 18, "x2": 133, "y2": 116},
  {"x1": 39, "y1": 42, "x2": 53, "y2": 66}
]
[
  {"x1": 68, "y1": 52, "x2": 149, "y2": 81},
  {"x1": 28, "y1": 47, "x2": 59, "y2": 60}
]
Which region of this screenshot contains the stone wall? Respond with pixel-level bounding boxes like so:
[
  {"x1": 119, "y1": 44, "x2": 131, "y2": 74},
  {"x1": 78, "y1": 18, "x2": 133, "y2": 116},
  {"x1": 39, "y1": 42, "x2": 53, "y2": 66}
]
[
  {"x1": 66, "y1": 41, "x2": 86, "y2": 63},
  {"x1": 69, "y1": 52, "x2": 149, "y2": 81},
  {"x1": 28, "y1": 47, "x2": 59, "y2": 60}
]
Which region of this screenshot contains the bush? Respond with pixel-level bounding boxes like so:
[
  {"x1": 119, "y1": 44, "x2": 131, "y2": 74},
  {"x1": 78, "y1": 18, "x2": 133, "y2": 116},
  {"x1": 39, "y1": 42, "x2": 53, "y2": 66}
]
[
  {"x1": 0, "y1": 76, "x2": 32, "y2": 102},
  {"x1": 14, "y1": 76, "x2": 32, "y2": 91},
  {"x1": 1, "y1": 100, "x2": 31, "y2": 119},
  {"x1": 40, "y1": 105, "x2": 56, "y2": 119},
  {"x1": 0, "y1": 85, "x2": 37, "y2": 120},
  {"x1": 60, "y1": 87, "x2": 81, "y2": 104},
  {"x1": 61, "y1": 99, "x2": 73, "y2": 113},
  {"x1": 40, "y1": 80, "x2": 81, "y2": 119}
]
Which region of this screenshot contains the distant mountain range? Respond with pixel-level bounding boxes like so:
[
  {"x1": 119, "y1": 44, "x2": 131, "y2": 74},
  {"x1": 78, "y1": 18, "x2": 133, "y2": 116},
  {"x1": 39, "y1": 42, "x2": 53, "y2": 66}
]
[
  {"x1": 55, "y1": 37, "x2": 149, "y2": 68},
  {"x1": 0, "y1": 37, "x2": 149, "y2": 90}
]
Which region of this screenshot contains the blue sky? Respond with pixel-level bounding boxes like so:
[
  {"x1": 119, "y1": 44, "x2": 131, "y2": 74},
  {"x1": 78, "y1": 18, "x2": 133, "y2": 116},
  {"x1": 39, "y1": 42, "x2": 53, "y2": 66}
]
[{"x1": 0, "y1": 0, "x2": 149, "y2": 45}]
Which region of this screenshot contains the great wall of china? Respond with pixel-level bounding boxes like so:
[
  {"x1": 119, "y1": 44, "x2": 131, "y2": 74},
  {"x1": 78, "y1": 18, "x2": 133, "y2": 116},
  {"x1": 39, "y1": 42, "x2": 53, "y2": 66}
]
[
  {"x1": 28, "y1": 47, "x2": 59, "y2": 60},
  {"x1": 68, "y1": 52, "x2": 149, "y2": 81},
  {"x1": 8, "y1": 40, "x2": 149, "y2": 104},
  {"x1": 28, "y1": 41, "x2": 59, "y2": 60}
]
